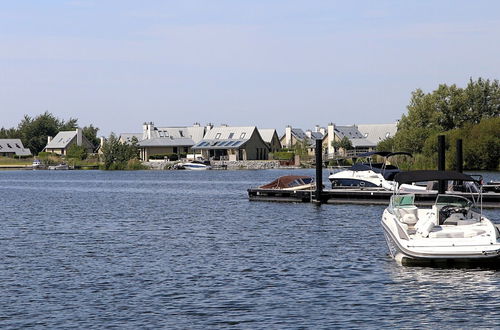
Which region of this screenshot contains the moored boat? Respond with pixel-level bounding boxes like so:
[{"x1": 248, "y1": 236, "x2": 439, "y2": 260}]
[
  {"x1": 259, "y1": 175, "x2": 316, "y2": 191},
  {"x1": 381, "y1": 170, "x2": 500, "y2": 266},
  {"x1": 175, "y1": 161, "x2": 211, "y2": 170}
]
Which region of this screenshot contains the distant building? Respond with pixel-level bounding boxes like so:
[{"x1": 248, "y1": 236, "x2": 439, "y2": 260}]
[
  {"x1": 192, "y1": 126, "x2": 269, "y2": 161},
  {"x1": 0, "y1": 139, "x2": 31, "y2": 157},
  {"x1": 324, "y1": 123, "x2": 378, "y2": 157},
  {"x1": 138, "y1": 122, "x2": 207, "y2": 161},
  {"x1": 280, "y1": 125, "x2": 325, "y2": 156},
  {"x1": 258, "y1": 128, "x2": 282, "y2": 153},
  {"x1": 357, "y1": 123, "x2": 398, "y2": 144},
  {"x1": 44, "y1": 128, "x2": 94, "y2": 155},
  {"x1": 118, "y1": 133, "x2": 142, "y2": 144}
]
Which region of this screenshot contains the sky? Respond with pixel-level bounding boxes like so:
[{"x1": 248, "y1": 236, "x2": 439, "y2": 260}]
[{"x1": 1, "y1": 0, "x2": 499, "y2": 136}]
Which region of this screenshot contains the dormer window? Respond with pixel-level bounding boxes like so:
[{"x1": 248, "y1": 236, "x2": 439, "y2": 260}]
[
  {"x1": 240, "y1": 132, "x2": 246, "y2": 139},
  {"x1": 179, "y1": 130, "x2": 184, "y2": 137},
  {"x1": 7, "y1": 143, "x2": 12, "y2": 148},
  {"x1": 228, "y1": 133, "x2": 234, "y2": 139},
  {"x1": 215, "y1": 133, "x2": 221, "y2": 139}
]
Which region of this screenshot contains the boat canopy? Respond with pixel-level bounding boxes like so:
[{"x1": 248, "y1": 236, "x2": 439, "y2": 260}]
[
  {"x1": 394, "y1": 170, "x2": 476, "y2": 185},
  {"x1": 259, "y1": 175, "x2": 314, "y2": 189}
]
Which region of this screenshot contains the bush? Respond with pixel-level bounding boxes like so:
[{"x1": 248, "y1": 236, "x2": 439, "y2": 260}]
[{"x1": 272, "y1": 151, "x2": 294, "y2": 161}]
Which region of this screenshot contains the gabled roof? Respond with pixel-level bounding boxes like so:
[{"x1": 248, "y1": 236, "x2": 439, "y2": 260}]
[
  {"x1": 0, "y1": 139, "x2": 31, "y2": 156},
  {"x1": 357, "y1": 123, "x2": 397, "y2": 144},
  {"x1": 334, "y1": 125, "x2": 365, "y2": 139},
  {"x1": 139, "y1": 137, "x2": 195, "y2": 147},
  {"x1": 258, "y1": 129, "x2": 278, "y2": 143},
  {"x1": 45, "y1": 131, "x2": 77, "y2": 149},
  {"x1": 149, "y1": 126, "x2": 205, "y2": 143},
  {"x1": 119, "y1": 133, "x2": 142, "y2": 143},
  {"x1": 192, "y1": 126, "x2": 262, "y2": 150}
]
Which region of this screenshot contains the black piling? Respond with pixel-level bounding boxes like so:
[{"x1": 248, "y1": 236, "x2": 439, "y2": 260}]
[
  {"x1": 456, "y1": 139, "x2": 463, "y2": 173},
  {"x1": 314, "y1": 139, "x2": 323, "y2": 204},
  {"x1": 438, "y1": 135, "x2": 446, "y2": 194}
]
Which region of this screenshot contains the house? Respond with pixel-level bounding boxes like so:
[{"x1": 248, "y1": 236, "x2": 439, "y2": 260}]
[
  {"x1": 138, "y1": 122, "x2": 207, "y2": 161},
  {"x1": 191, "y1": 126, "x2": 269, "y2": 161},
  {"x1": 280, "y1": 125, "x2": 325, "y2": 156},
  {"x1": 0, "y1": 139, "x2": 31, "y2": 157},
  {"x1": 119, "y1": 133, "x2": 142, "y2": 144},
  {"x1": 357, "y1": 123, "x2": 398, "y2": 144},
  {"x1": 258, "y1": 128, "x2": 282, "y2": 153},
  {"x1": 44, "y1": 128, "x2": 94, "y2": 155},
  {"x1": 323, "y1": 123, "x2": 377, "y2": 157}
]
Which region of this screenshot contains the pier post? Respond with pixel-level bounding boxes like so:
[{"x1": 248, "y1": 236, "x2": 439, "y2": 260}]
[
  {"x1": 438, "y1": 135, "x2": 446, "y2": 194},
  {"x1": 455, "y1": 139, "x2": 463, "y2": 173},
  {"x1": 314, "y1": 138, "x2": 323, "y2": 204}
]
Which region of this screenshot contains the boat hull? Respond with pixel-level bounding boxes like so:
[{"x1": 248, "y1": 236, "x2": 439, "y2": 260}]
[{"x1": 381, "y1": 221, "x2": 500, "y2": 267}]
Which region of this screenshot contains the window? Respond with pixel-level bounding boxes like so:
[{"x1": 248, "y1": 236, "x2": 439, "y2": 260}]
[
  {"x1": 7, "y1": 143, "x2": 12, "y2": 148},
  {"x1": 15, "y1": 143, "x2": 21, "y2": 148},
  {"x1": 228, "y1": 133, "x2": 234, "y2": 139},
  {"x1": 158, "y1": 131, "x2": 165, "y2": 137},
  {"x1": 385, "y1": 132, "x2": 391, "y2": 138},
  {"x1": 239, "y1": 132, "x2": 246, "y2": 139},
  {"x1": 215, "y1": 133, "x2": 221, "y2": 139},
  {"x1": 179, "y1": 130, "x2": 184, "y2": 137}
]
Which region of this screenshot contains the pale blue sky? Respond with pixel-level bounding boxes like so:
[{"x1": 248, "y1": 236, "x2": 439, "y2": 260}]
[{"x1": 1, "y1": 0, "x2": 499, "y2": 135}]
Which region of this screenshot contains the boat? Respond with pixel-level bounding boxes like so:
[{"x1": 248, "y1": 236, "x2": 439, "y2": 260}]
[
  {"x1": 381, "y1": 170, "x2": 500, "y2": 266},
  {"x1": 259, "y1": 175, "x2": 316, "y2": 190},
  {"x1": 32, "y1": 159, "x2": 46, "y2": 170},
  {"x1": 328, "y1": 151, "x2": 412, "y2": 190},
  {"x1": 48, "y1": 163, "x2": 70, "y2": 170},
  {"x1": 175, "y1": 160, "x2": 211, "y2": 170}
]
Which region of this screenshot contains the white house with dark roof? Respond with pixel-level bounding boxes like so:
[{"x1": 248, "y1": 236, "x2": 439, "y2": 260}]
[
  {"x1": 192, "y1": 126, "x2": 269, "y2": 161},
  {"x1": 280, "y1": 125, "x2": 325, "y2": 156},
  {"x1": 44, "y1": 128, "x2": 94, "y2": 155},
  {"x1": 138, "y1": 122, "x2": 207, "y2": 161},
  {"x1": 0, "y1": 139, "x2": 31, "y2": 157},
  {"x1": 323, "y1": 123, "x2": 377, "y2": 157}
]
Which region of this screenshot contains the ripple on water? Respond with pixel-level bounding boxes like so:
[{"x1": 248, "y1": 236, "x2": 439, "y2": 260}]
[{"x1": 0, "y1": 169, "x2": 499, "y2": 328}]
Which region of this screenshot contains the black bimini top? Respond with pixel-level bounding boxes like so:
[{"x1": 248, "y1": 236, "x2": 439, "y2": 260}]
[{"x1": 394, "y1": 170, "x2": 476, "y2": 184}]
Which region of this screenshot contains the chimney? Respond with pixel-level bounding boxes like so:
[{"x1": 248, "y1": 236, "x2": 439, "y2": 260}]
[
  {"x1": 327, "y1": 123, "x2": 335, "y2": 155},
  {"x1": 143, "y1": 122, "x2": 154, "y2": 140},
  {"x1": 193, "y1": 122, "x2": 200, "y2": 127},
  {"x1": 205, "y1": 123, "x2": 213, "y2": 132},
  {"x1": 100, "y1": 136, "x2": 105, "y2": 149},
  {"x1": 221, "y1": 123, "x2": 228, "y2": 127},
  {"x1": 47, "y1": 136, "x2": 52, "y2": 144},
  {"x1": 285, "y1": 125, "x2": 292, "y2": 148},
  {"x1": 76, "y1": 128, "x2": 82, "y2": 146},
  {"x1": 305, "y1": 130, "x2": 312, "y2": 138},
  {"x1": 314, "y1": 125, "x2": 320, "y2": 133},
  {"x1": 319, "y1": 127, "x2": 326, "y2": 136}
]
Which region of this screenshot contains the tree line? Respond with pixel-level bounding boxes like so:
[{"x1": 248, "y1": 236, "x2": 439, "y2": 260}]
[
  {"x1": 0, "y1": 111, "x2": 100, "y2": 155},
  {"x1": 379, "y1": 78, "x2": 499, "y2": 170}
]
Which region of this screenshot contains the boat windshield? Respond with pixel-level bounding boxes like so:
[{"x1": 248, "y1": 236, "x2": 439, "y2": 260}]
[
  {"x1": 392, "y1": 194, "x2": 415, "y2": 208},
  {"x1": 435, "y1": 195, "x2": 473, "y2": 208}
]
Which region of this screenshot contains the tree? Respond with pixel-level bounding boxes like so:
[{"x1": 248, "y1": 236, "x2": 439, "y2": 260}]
[
  {"x1": 332, "y1": 136, "x2": 353, "y2": 155},
  {"x1": 83, "y1": 124, "x2": 100, "y2": 151},
  {"x1": 101, "y1": 134, "x2": 141, "y2": 170},
  {"x1": 66, "y1": 144, "x2": 88, "y2": 160}
]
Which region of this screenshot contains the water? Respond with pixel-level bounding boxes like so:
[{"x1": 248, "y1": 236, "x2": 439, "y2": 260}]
[{"x1": 1, "y1": 169, "x2": 499, "y2": 329}]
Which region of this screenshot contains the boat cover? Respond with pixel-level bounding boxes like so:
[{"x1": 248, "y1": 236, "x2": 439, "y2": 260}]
[
  {"x1": 259, "y1": 175, "x2": 314, "y2": 189},
  {"x1": 394, "y1": 170, "x2": 475, "y2": 184}
]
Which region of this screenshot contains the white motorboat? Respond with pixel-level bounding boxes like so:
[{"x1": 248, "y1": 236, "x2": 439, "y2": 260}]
[
  {"x1": 48, "y1": 163, "x2": 70, "y2": 170},
  {"x1": 175, "y1": 161, "x2": 211, "y2": 170},
  {"x1": 381, "y1": 170, "x2": 500, "y2": 266},
  {"x1": 32, "y1": 159, "x2": 46, "y2": 170},
  {"x1": 329, "y1": 151, "x2": 411, "y2": 190}
]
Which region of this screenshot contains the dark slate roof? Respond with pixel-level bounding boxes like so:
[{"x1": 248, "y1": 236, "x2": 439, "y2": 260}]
[{"x1": 0, "y1": 139, "x2": 31, "y2": 156}]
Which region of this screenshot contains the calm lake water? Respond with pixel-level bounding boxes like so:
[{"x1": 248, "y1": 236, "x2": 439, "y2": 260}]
[{"x1": 1, "y1": 169, "x2": 499, "y2": 329}]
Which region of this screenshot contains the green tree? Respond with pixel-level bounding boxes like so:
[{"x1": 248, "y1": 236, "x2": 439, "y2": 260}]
[
  {"x1": 66, "y1": 144, "x2": 88, "y2": 160},
  {"x1": 331, "y1": 136, "x2": 353, "y2": 154},
  {"x1": 101, "y1": 134, "x2": 141, "y2": 170},
  {"x1": 83, "y1": 124, "x2": 100, "y2": 151}
]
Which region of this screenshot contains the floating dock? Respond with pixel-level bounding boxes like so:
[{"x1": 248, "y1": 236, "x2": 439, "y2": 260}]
[{"x1": 247, "y1": 187, "x2": 500, "y2": 209}]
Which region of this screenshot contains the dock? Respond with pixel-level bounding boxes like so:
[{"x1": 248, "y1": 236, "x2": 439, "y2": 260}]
[{"x1": 247, "y1": 187, "x2": 500, "y2": 209}]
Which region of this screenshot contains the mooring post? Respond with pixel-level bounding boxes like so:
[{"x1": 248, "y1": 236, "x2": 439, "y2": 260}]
[
  {"x1": 438, "y1": 135, "x2": 446, "y2": 194},
  {"x1": 456, "y1": 139, "x2": 463, "y2": 173},
  {"x1": 314, "y1": 138, "x2": 323, "y2": 204}
]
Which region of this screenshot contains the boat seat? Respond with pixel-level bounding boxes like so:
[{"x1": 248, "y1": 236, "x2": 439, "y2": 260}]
[
  {"x1": 429, "y1": 227, "x2": 486, "y2": 238},
  {"x1": 415, "y1": 218, "x2": 435, "y2": 238},
  {"x1": 396, "y1": 206, "x2": 419, "y2": 225}
]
